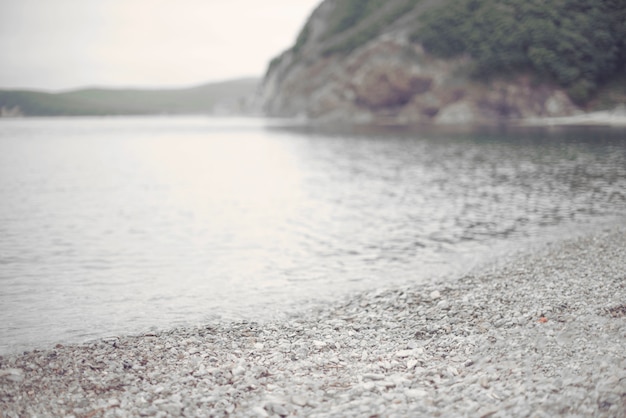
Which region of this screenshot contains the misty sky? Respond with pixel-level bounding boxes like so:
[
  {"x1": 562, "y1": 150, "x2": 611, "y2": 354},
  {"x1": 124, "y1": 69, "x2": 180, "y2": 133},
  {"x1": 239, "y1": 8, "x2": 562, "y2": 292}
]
[{"x1": 0, "y1": 0, "x2": 320, "y2": 91}]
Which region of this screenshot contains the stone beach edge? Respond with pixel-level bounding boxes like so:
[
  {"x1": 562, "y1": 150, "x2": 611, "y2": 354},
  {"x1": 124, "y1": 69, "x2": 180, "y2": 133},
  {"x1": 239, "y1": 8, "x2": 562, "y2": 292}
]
[
  {"x1": 1, "y1": 225, "x2": 625, "y2": 417},
  {"x1": 519, "y1": 107, "x2": 626, "y2": 127}
]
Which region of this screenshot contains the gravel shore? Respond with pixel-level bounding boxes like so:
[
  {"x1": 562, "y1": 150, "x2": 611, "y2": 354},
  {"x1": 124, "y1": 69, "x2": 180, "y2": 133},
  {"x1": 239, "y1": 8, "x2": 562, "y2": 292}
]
[{"x1": 1, "y1": 227, "x2": 625, "y2": 417}]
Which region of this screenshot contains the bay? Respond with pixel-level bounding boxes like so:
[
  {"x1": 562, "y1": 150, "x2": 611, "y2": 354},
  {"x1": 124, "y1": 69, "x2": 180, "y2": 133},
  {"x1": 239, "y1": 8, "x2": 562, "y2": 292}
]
[{"x1": 0, "y1": 116, "x2": 624, "y2": 354}]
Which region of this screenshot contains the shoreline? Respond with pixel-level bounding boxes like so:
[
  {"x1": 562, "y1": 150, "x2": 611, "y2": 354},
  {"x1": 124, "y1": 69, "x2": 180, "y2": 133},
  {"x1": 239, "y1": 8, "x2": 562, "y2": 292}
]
[
  {"x1": 3, "y1": 107, "x2": 626, "y2": 129},
  {"x1": 519, "y1": 107, "x2": 626, "y2": 127},
  {"x1": 1, "y1": 227, "x2": 625, "y2": 417}
]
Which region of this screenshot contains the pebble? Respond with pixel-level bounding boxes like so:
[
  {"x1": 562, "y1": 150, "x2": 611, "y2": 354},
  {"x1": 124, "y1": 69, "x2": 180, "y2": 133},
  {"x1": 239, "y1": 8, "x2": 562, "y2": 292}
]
[
  {"x1": 1, "y1": 228, "x2": 625, "y2": 417},
  {"x1": 363, "y1": 373, "x2": 385, "y2": 381},
  {"x1": 394, "y1": 350, "x2": 413, "y2": 358},
  {"x1": 291, "y1": 395, "x2": 307, "y2": 407},
  {"x1": 0, "y1": 368, "x2": 24, "y2": 383},
  {"x1": 312, "y1": 340, "x2": 326, "y2": 349},
  {"x1": 265, "y1": 402, "x2": 289, "y2": 417},
  {"x1": 404, "y1": 389, "x2": 428, "y2": 398},
  {"x1": 251, "y1": 406, "x2": 269, "y2": 417},
  {"x1": 437, "y1": 300, "x2": 450, "y2": 310}
]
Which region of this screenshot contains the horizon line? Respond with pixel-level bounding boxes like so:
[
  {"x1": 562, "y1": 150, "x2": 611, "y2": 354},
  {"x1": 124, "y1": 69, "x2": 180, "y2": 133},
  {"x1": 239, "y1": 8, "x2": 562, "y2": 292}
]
[{"x1": 0, "y1": 75, "x2": 262, "y2": 94}]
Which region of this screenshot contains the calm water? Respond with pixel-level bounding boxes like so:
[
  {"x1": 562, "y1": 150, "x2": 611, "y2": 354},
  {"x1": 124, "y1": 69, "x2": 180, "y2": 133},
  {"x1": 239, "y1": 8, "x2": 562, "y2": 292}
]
[{"x1": 1, "y1": 117, "x2": 625, "y2": 354}]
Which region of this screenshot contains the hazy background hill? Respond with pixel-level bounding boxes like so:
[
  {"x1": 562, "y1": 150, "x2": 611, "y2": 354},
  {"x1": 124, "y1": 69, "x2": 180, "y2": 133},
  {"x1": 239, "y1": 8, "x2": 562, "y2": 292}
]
[{"x1": 0, "y1": 77, "x2": 259, "y2": 117}]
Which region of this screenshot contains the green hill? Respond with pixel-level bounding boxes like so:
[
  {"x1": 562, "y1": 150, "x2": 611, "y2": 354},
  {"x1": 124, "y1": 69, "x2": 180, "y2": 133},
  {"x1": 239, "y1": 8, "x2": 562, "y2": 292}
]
[
  {"x1": 0, "y1": 78, "x2": 259, "y2": 117},
  {"x1": 412, "y1": 0, "x2": 626, "y2": 105},
  {"x1": 260, "y1": 0, "x2": 626, "y2": 124}
]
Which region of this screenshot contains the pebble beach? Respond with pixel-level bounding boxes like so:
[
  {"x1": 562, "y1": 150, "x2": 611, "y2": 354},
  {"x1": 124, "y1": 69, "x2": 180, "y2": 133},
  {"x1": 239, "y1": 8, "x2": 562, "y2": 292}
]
[{"x1": 1, "y1": 226, "x2": 625, "y2": 417}]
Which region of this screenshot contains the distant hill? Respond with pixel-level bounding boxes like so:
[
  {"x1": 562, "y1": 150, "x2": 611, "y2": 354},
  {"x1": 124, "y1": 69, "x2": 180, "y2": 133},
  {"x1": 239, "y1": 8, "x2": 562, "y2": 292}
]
[
  {"x1": 259, "y1": 0, "x2": 626, "y2": 125},
  {"x1": 0, "y1": 77, "x2": 259, "y2": 117}
]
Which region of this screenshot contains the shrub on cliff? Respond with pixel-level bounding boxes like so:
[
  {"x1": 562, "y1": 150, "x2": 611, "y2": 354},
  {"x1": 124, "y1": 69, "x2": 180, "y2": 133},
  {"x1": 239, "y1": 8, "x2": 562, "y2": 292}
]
[
  {"x1": 321, "y1": 0, "x2": 420, "y2": 56},
  {"x1": 325, "y1": 0, "x2": 386, "y2": 38},
  {"x1": 412, "y1": 0, "x2": 626, "y2": 104}
]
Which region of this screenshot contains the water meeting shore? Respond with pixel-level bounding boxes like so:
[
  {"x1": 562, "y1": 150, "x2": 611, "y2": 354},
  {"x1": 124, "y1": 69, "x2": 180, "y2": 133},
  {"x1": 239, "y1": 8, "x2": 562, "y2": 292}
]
[
  {"x1": 520, "y1": 107, "x2": 626, "y2": 127},
  {"x1": 1, "y1": 225, "x2": 625, "y2": 417}
]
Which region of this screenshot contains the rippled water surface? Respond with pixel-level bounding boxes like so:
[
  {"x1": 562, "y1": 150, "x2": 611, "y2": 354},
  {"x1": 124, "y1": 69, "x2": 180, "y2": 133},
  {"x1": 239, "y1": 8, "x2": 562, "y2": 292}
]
[{"x1": 1, "y1": 117, "x2": 625, "y2": 353}]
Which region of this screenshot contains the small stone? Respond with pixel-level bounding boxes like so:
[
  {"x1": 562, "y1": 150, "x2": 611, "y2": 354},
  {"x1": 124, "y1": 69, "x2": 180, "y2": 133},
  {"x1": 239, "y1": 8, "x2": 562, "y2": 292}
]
[
  {"x1": 437, "y1": 300, "x2": 450, "y2": 310},
  {"x1": 291, "y1": 395, "x2": 307, "y2": 407},
  {"x1": 162, "y1": 402, "x2": 183, "y2": 415},
  {"x1": 362, "y1": 381, "x2": 376, "y2": 391},
  {"x1": 139, "y1": 407, "x2": 157, "y2": 416},
  {"x1": 266, "y1": 403, "x2": 289, "y2": 417},
  {"x1": 232, "y1": 365, "x2": 246, "y2": 377},
  {"x1": 430, "y1": 290, "x2": 441, "y2": 300},
  {"x1": 404, "y1": 388, "x2": 428, "y2": 398},
  {"x1": 0, "y1": 368, "x2": 24, "y2": 383},
  {"x1": 395, "y1": 349, "x2": 413, "y2": 358},
  {"x1": 313, "y1": 340, "x2": 327, "y2": 349},
  {"x1": 250, "y1": 406, "x2": 268, "y2": 417},
  {"x1": 479, "y1": 407, "x2": 499, "y2": 418},
  {"x1": 479, "y1": 376, "x2": 490, "y2": 389},
  {"x1": 363, "y1": 373, "x2": 385, "y2": 381},
  {"x1": 407, "y1": 359, "x2": 418, "y2": 370},
  {"x1": 447, "y1": 366, "x2": 459, "y2": 376}
]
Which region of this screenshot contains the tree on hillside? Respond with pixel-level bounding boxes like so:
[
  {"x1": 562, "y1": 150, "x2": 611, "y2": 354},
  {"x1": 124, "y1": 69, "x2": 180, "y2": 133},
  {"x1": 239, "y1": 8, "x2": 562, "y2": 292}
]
[{"x1": 412, "y1": 0, "x2": 626, "y2": 104}]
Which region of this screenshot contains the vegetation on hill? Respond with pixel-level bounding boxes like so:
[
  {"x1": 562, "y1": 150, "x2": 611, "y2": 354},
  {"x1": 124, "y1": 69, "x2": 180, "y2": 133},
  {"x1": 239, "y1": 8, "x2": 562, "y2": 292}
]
[
  {"x1": 411, "y1": 0, "x2": 626, "y2": 104},
  {"x1": 287, "y1": 0, "x2": 420, "y2": 58},
  {"x1": 324, "y1": 0, "x2": 387, "y2": 38},
  {"x1": 0, "y1": 78, "x2": 259, "y2": 117},
  {"x1": 321, "y1": 0, "x2": 419, "y2": 56}
]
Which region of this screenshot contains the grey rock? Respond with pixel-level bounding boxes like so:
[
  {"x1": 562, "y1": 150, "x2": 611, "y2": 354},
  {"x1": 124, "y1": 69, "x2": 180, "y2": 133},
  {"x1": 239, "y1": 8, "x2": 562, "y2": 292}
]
[
  {"x1": 363, "y1": 373, "x2": 385, "y2": 381},
  {"x1": 0, "y1": 368, "x2": 24, "y2": 383},
  {"x1": 291, "y1": 395, "x2": 307, "y2": 407},
  {"x1": 265, "y1": 402, "x2": 289, "y2": 417}
]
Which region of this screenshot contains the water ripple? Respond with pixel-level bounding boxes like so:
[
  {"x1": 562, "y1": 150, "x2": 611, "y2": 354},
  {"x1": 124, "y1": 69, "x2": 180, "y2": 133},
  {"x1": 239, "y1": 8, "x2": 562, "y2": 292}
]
[{"x1": 0, "y1": 117, "x2": 625, "y2": 354}]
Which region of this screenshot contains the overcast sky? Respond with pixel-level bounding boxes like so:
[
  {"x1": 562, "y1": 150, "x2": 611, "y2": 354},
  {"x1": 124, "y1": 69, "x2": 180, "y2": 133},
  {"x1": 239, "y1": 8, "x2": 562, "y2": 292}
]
[{"x1": 0, "y1": 0, "x2": 321, "y2": 91}]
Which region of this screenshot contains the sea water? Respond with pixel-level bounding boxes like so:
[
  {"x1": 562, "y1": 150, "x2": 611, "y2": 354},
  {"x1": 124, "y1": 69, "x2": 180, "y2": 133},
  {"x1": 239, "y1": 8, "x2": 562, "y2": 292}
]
[{"x1": 1, "y1": 116, "x2": 624, "y2": 354}]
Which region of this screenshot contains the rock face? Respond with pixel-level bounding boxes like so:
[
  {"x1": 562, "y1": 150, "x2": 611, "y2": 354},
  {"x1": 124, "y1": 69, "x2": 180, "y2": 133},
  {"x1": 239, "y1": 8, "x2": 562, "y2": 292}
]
[{"x1": 257, "y1": 0, "x2": 580, "y2": 125}]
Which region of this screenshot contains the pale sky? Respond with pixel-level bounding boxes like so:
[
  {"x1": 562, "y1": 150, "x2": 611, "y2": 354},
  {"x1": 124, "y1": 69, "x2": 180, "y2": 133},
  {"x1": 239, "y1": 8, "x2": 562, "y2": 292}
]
[{"x1": 0, "y1": 0, "x2": 321, "y2": 91}]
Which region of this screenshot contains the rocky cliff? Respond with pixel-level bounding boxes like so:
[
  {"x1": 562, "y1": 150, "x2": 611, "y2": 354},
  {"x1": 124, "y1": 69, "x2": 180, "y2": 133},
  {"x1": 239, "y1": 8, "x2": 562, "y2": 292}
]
[{"x1": 257, "y1": 0, "x2": 582, "y2": 125}]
